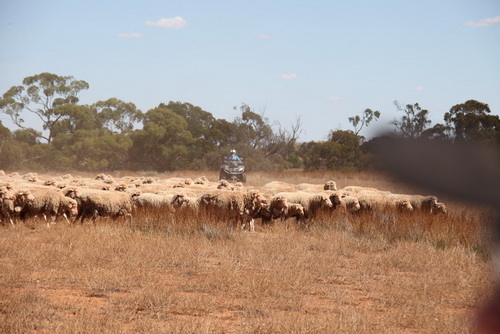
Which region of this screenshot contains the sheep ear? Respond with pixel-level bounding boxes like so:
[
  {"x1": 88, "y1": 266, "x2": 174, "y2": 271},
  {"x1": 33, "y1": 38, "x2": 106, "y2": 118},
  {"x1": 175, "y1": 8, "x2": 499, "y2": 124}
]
[{"x1": 374, "y1": 136, "x2": 500, "y2": 207}]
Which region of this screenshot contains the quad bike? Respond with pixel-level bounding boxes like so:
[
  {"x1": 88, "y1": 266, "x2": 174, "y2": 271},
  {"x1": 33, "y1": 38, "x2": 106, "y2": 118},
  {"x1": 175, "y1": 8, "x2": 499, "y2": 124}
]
[{"x1": 219, "y1": 160, "x2": 247, "y2": 183}]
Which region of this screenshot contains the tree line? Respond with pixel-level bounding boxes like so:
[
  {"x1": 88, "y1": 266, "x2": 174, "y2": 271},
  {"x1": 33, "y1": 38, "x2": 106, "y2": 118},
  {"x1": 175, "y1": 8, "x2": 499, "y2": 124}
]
[{"x1": 1, "y1": 73, "x2": 498, "y2": 172}]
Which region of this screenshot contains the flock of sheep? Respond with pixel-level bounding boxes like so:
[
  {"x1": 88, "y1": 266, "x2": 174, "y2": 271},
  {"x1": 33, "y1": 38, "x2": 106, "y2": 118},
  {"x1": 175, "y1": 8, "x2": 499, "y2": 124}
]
[{"x1": 0, "y1": 171, "x2": 447, "y2": 231}]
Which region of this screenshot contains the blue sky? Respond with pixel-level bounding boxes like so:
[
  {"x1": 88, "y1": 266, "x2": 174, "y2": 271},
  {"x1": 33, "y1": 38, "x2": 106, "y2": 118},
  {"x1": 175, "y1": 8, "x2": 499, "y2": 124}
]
[{"x1": 1, "y1": 0, "x2": 499, "y2": 141}]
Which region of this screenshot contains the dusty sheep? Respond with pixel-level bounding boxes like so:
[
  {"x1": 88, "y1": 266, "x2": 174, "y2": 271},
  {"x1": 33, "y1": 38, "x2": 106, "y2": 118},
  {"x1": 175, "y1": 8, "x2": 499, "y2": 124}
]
[
  {"x1": 95, "y1": 173, "x2": 115, "y2": 184},
  {"x1": 357, "y1": 194, "x2": 412, "y2": 213},
  {"x1": 19, "y1": 187, "x2": 79, "y2": 227},
  {"x1": 193, "y1": 176, "x2": 209, "y2": 185},
  {"x1": 296, "y1": 183, "x2": 325, "y2": 192},
  {"x1": 132, "y1": 193, "x2": 189, "y2": 213},
  {"x1": 433, "y1": 202, "x2": 447, "y2": 215},
  {"x1": 285, "y1": 203, "x2": 306, "y2": 222},
  {"x1": 217, "y1": 179, "x2": 235, "y2": 190},
  {"x1": 199, "y1": 189, "x2": 268, "y2": 231},
  {"x1": 323, "y1": 180, "x2": 338, "y2": 191},
  {"x1": 175, "y1": 194, "x2": 204, "y2": 216},
  {"x1": 64, "y1": 188, "x2": 135, "y2": 224},
  {"x1": 336, "y1": 195, "x2": 361, "y2": 213},
  {"x1": 0, "y1": 188, "x2": 35, "y2": 226},
  {"x1": 340, "y1": 186, "x2": 381, "y2": 193},
  {"x1": 273, "y1": 191, "x2": 333, "y2": 220},
  {"x1": 114, "y1": 184, "x2": 129, "y2": 192},
  {"x1": 262, "y1": 181, "x2": 297, "y2": 193},
  {"x1": 388, "y1": 194, "x2": 438, "y2": 214},
  {"x1": 256, "y1": 195, "x2": 289, "y2": 224},
  {"x1": 43, "y1": 179, "x2": 57, "y2": 186},
  {"x1": 0, "y1": 188, "x2": 16, "y2": 225}
]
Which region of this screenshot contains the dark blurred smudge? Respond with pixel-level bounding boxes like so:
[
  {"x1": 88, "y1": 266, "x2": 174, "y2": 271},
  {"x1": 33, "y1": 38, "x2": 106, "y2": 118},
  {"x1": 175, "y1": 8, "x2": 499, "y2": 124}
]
[{"x1": 373, "y1": 135, "x2": 500, "y2": 334}]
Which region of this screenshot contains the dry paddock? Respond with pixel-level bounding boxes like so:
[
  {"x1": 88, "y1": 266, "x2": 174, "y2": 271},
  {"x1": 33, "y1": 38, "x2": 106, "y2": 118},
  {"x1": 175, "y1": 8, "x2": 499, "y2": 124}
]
[{"x1": 0, "y1": 170, "x2": 497, "y2": 333}]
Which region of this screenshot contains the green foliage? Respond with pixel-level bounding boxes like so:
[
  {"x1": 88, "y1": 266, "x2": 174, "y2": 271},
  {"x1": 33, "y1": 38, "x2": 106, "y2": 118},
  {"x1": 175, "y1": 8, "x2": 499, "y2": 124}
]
[
  {"x1": 51, "y1": 104, "x2": 100, "y2": 136},
  {"x1": 300, "y1": 130, "x2": 365, "y2": 172},
  {"x1": 161, "y1": 101, "x2": 223, "y2": 168},
  {"x1": 233, "y1": 104, "x2": 274, "y2": 149},
  {"x1": 12, "y1": 128, "x2": 41, "y2": 145},
  {"x1": 1, "y1": 73, "x2": 497, "y2": 173},
  {"x1": 93, "y1": 98, "x2": 143, "y2": 133},
  {"x1": 420, "y1": 123, "x2": 451, "y2": 141},
  {"x1": 128, "y1": 106, "x2": 194, "y2": 171},
  {"x1": 0, "y1": 72, "x2": 89, "y2": 143},
  {"x1": 52, "y1": 129, "x2": 133, "y2": 171},
  {"x1": 445, "y1": 100, "x2": 500, "y2": 145},
  {"x1": 348, "y1": 108, "x2": 381, "y2": 136}
]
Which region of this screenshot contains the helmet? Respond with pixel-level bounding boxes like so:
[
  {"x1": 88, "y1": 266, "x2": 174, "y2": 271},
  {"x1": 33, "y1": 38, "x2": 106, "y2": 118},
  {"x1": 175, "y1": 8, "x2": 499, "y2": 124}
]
[{"x1": 230, "y1": 149, "x2": 236, "y2": 154}]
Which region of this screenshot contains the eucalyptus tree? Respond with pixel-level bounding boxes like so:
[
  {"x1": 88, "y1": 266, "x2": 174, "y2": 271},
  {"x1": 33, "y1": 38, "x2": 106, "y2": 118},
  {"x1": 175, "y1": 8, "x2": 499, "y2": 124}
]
[
  {"x1": 299, "y1": 130, "x2": 364, "y2": 171},
  {"x1": 348, "y1": 108, "x2": 381, "y2": 136},
  {"x1": 445, "y1": 99, "x2": 499, "y2": 145},
  {"x1": 159, "y1": 101, "x2": 221, "y2": 166},
  {"x1": 93, "y1": 98, "x2": 143, "y2": 133},
  {"x1": 390, "y1": 101, "x2": 431, "y2": 139},
  {"x1": 129, "y1": 106, "x2": 194, "y2": 171},
  {"x1": 233, "y1": 104, "x2": 274, "y2": 150},
  {"x1": 0, "y1": 72, "x2": 89, "y2": 143}
]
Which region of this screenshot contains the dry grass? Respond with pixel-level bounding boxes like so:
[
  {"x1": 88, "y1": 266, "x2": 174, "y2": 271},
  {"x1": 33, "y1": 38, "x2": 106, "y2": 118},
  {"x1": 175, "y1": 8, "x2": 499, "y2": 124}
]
[{"x1": 0, "y1": 170, "x2": 496, "y2": 333}]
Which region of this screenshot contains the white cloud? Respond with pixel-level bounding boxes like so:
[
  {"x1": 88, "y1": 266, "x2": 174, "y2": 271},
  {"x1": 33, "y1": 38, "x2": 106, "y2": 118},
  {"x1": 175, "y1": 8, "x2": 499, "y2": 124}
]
[
  {"x1": 277, "y1": 73, "x2": 298, "y2": 79},
  {"x1": 257, "y1": 34, "x2": 271, "y2": 39},
  {"x1": 145, "y1": 16, "x2": 187, "y2": 29},
  {"x1": 464, "y1": 16, "x2": 500, "y2": 27},
  {"x1": 414, "y1": 86, "x2": 424, "y2": 91},
  {"x1": 327, "y1": 95, "x2": 342, "y2": 101},
  {"x1": 116, "y1": 33, "x2": 143, "y2": 38}
]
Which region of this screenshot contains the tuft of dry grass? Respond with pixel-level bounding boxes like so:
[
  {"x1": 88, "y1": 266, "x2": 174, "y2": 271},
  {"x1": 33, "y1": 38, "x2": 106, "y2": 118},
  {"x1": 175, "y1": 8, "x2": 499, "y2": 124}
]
[{"x1": 0, "y1": 171, "x2": 496, "y2": 333}]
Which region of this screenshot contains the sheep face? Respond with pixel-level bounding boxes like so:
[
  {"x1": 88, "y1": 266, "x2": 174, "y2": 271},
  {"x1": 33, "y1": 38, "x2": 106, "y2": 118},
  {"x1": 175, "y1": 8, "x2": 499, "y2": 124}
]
[
  {"x1": 247, "y1": 192, "x2": 268, "y2": 212},
  {"x1": 350, "y1": 199, "x2": 361, "y2": 212},
  {"x1": 287, "y1": 203, "x2": 305, "y2": 218},
  {"x1": 319, "y1": 195, "x2": 333, "y2": 208},
  {"x1": 271, "y1": 196, "x2": 288, "y2": 210},
  {"x1": 63, "y1": 199, "x2": 79, "y2": 218},
  {"x1": 172, "y1": 194, "x2": 190, "y2": 208},
  {"x1": 329, "y1": 193, "x2": 342, "y2": 208},
  {"x1": 398, "y1": 200, "x2": 413, "y2": 212},
  {"x1": 323, "y1": 181, "x2": 337, "y2": 191},
  {"x1": 64, "y1": 189, "x2": 79, "y2": 199},
  {"x1": 16, "y1": 191, "x2": 35, "y2": 206},
  {"x1": 433, "y1": 202, "x2": 447, "y2": 215}
]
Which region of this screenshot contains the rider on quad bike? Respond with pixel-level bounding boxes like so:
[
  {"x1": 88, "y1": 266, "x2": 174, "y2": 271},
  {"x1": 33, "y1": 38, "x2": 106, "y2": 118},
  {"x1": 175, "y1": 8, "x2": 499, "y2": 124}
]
[
  {"x1": 226, "y1": 149, "x2": 241, "y2": 162},
  {"x1": 219, "y1": 149, "x2": 246, "y2": 183}
]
